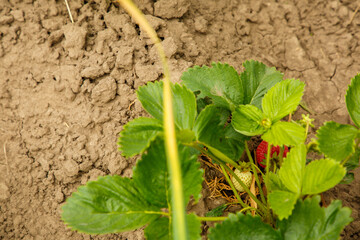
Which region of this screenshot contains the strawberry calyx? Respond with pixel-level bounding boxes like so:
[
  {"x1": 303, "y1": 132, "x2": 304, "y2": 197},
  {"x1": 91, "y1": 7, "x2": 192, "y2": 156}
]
[
  {"x1": 237, "y1": 161, "x2": 251, "y2": 172},
  {"x1": 256, "y1": 140, "x2": 289, "y2": 168},
  {"x1": 260, "y1": 118, "x2": 272, "y2": 129}
]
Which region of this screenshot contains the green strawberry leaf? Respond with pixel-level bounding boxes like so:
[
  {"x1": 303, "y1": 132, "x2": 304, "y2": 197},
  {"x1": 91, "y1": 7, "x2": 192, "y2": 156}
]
[
  {"x1": 340, "y1": 172, "x2": 355, "y2": 184},
  {"x1": 62, "y1": 137, "x2": 203, "y2": 234},
  {"x1": 137, "y1": 81, "x2": 163, "y2": 121},
  {"x1": 269, "y1": 145, "x2": 307, "y2": 219},
  {"x1": 118, "y1": 117, "x2": 163, "y2": 157},
  {"x1": 302, "y1": 159, "x2": 346, "y2": 195},
  {"x1": 262, "y1": 79, "x2": 305, "y2": 122},
  {"x1": 340, "y1": 147, "x2": 360, "y2": 184},
  {"x1": 346, "y1": 73, "x2": 360, "y2": 128},
  {"x1": 268, "y1": 191, "x2": 298, "y2": 220},
  {"x1": 278, "y1": 144, "x2": 306, "y2": 194},
  {"x1": 133, "y1": 138, "x2": 203, "y2": 206},
  {"x1": 196, "y1": 96, "x2": 212, "y2": 113},
  {"x1": 206, "y1": 204, "x2": 227, "y2": 217},
  {"x1": 144, "y1": 214, "x2": 201, "y2": 240},
  {"x1": 194, "y1": 105, "x2": 248, "y2": 161},
  {"x1": 181, "y1": 63, "x2": 243, "y2": 111},
  {"x1": 208, "y1": 213, "x2": 281, "y2": 240},
  {"x1": 317, "y1": 121, "x2": 358, "y2": 162},
  {"x1": 340, "y1": 147, "x2": 359, "y2": 184},
  {"x1": 144, "y1": 217, "x2": 169, "y2": 240},
  {"x1": 232, "y1": 104, "x2": 266, "y2": 136},
  {"x1": 345, "y1": 147, "x2": 360, "y2": 171},
  {"x1": 61, "y1": 176, "x2": 160, "y2": 234},
  {"x1": 137, "y1": 81, "x2": 197, "y2": 130},
  {"x1": 177, "y1": 129, "x2": 196, "y2": 144},
  {"x1": 278, "y1": 196, "x2": 352, "y2": 240},
  {"x1": 262, "y1": 121, "x2": 306, "y2": 147},
  {"x1": 269, "y1": 172, "x2": 289, "y2": 192},
  {"x1": 241, "y1": 60, "x2": 283, "y2": 109},
  {"x1": 172, "y1": 83, "x2": 198, "y2": 130}
]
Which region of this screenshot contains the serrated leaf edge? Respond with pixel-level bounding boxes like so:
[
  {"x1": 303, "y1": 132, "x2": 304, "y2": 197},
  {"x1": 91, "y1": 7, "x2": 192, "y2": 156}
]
[
  {"x1": 241, "y1": 60, "x2": 284, "y2": 106},
  {"x1": 117, "y1": 117, "x2": 163, "y2": 158},
  {"x1": 316, "y1": 121, "x2": 358, "y2": 161},
  {"x1": 345, "y1": 74, "x2": 360, "y2": 128}
]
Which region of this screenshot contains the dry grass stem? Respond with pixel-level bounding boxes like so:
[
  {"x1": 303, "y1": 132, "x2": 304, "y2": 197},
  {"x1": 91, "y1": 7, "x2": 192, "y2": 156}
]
[
  {"x1": 349, "y1": 2, "x2": 360, "y2": 25},
  {"x1": 3, "y1": 141, "x2": 12, "y2": 177},
  {"x1": 128, "y1": 100, "x2": 136, "y2": 111},
  {"x1": 64, "y1": 0, "x2": 74, "y2": 23}
]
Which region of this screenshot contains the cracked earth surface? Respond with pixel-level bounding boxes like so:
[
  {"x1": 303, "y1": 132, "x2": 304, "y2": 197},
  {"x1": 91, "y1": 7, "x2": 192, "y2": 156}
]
[{"x1": 0, "y1": 0, "x2": 360, "y2": 239}]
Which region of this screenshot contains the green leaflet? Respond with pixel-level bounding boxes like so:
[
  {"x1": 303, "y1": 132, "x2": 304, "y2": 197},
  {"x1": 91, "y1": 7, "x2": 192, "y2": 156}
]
[
  {"x1": 181, "y1": 61, "x2": 283, "y2": 112},
  {"x1": 208, "y1": 197, "x2": 352, "y2": 240},
  {"x1": 340, "y1": 173, "x2": 355, "y2": 184},
  {"x1": 232, "y1": 79, "x2": 306, "y2": 143},
  {"x1": 341, "y1": 148, "x2": 360, "y2": 184},
  {"x1": 137, "y1": 81, "x2": 163, "y2": 121},
  {"x1": 316, "y1": 121, "x2": 358, "y2": 162},
  {"x1": 269, "y1": 145, "x2": 346, "y2": 219},
  {"x1": 61, "y1": 177, "x2": 160, "y2": 234},
  {"x1": 278, "y1": 196, "x2": 352, "y2": 240},
  {"x1": 119, "y1": 81, "x2": 197, "y2": 157},
  {"x1": 133, "y1": 138, "x2": 203, "y2": 206},
  {"x1": 196, "y1": 96, "x2": 212, "y2": 113},
  {"x1": 206, "y1": 204, "x2": 227, "y2": 217},
  {"x1": 302, "y1": 159, "x2": 346, "y2": 195},
  {"x1": 262, "y1": 79, "x2": 305, "y2": 122},
  {"x1": 232, "y1": 105, "x2": 266, "y2": 136},
  {"x1": 194, "y1": 105, "x2": 248, "y2": 161},
  {"x1": 208, "y1": 213, "x2": 282, "y2": 240},
  {"x1": 345, "y1": 147, "x2": 360, "y2": 171},
  {"x1": 346, "y1": 74, "x2": 360, "y2": 128},
  {"x1": 172, "y1": 83, "x2": 198, "y2": 130},
  {"x1": 241, "y1": 60, "x2": 283, "y2": 109},
  {"x1": 118, "y1": 117, "x2": 163, "y2": 157},
  {"x1": 268, "y1": 191, "x2": 298, "y2": 220},
  {"x1": 269, "y1": 145, "x2": 306, "y2": 219},
  {"x1": 181, "y1": 63, "x2": 243, "y2": 111},
  {"x1": 136, "y1": 81, "x2": 197, "y2": 130},
  {"x1": 269, "y1": 172, "x2": 288, "y2": 192},
  {"x1": 145, "y1": 214, "x2": 201, "y2": 240},
  {"x1": 262, "y1": 121, "x2": 306, "y2": 147},
  {"x1": 62, "y1": 137, "x2": 203, "y2": 234},
  {"x1": 278, "y1": 144, "x2": 306, "y2": 194},
  {"x1": 144, "y1": 217, "x2": 169, "y2": 240}
]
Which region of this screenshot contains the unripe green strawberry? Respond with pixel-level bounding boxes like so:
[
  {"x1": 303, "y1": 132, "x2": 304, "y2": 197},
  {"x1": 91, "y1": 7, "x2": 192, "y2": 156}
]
[{"x1": 231, "y1": 169, "x2": 252, "y2": 192}]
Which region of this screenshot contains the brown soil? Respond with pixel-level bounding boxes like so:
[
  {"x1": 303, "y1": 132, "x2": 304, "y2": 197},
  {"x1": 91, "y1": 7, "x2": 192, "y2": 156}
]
[{"x1": 0, "y1": 0, "x2": 359, "y2": 239}]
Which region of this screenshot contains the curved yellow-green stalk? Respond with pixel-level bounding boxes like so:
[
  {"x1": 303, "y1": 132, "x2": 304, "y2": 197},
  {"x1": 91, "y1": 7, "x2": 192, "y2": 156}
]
[{"x1": 115, "y1": 1, "x2": 187, "y2": 239}]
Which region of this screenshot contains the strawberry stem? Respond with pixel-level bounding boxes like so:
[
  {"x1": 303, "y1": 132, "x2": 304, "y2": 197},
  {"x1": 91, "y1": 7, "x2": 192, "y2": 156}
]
[
  {"x1": 245, "y1": 141, "x2": 266, "y2": 205},
  {"x1": 265, "y1": 142, "x2": 272, "y2": 222},
  {"x1": 305, "y1": 122, "x2": 309, "y2": 139},
  {"x1": 251, "y1": 161, "x2": 265, "y2": 177},
  {"x1": 196, "y1": 216, "x2": 228, "y2": 222},
  {"x1": 279, "y1": 147, "x2": 284, "y2": 167}
]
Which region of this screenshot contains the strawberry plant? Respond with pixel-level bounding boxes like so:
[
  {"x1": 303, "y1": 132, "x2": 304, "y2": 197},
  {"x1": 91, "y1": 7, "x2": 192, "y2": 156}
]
[
  {"x1": 61, "y1": 60, "x2": 360, "y2": 239},
  {"x1": 61, "y1": 1, "x2": 360, "y2": 239}
]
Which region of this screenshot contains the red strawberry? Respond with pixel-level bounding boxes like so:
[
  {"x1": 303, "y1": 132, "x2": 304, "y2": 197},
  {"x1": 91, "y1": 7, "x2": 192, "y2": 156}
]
[{"x1": 256, "y1": 141, "x2": 289, "y2": 168}]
